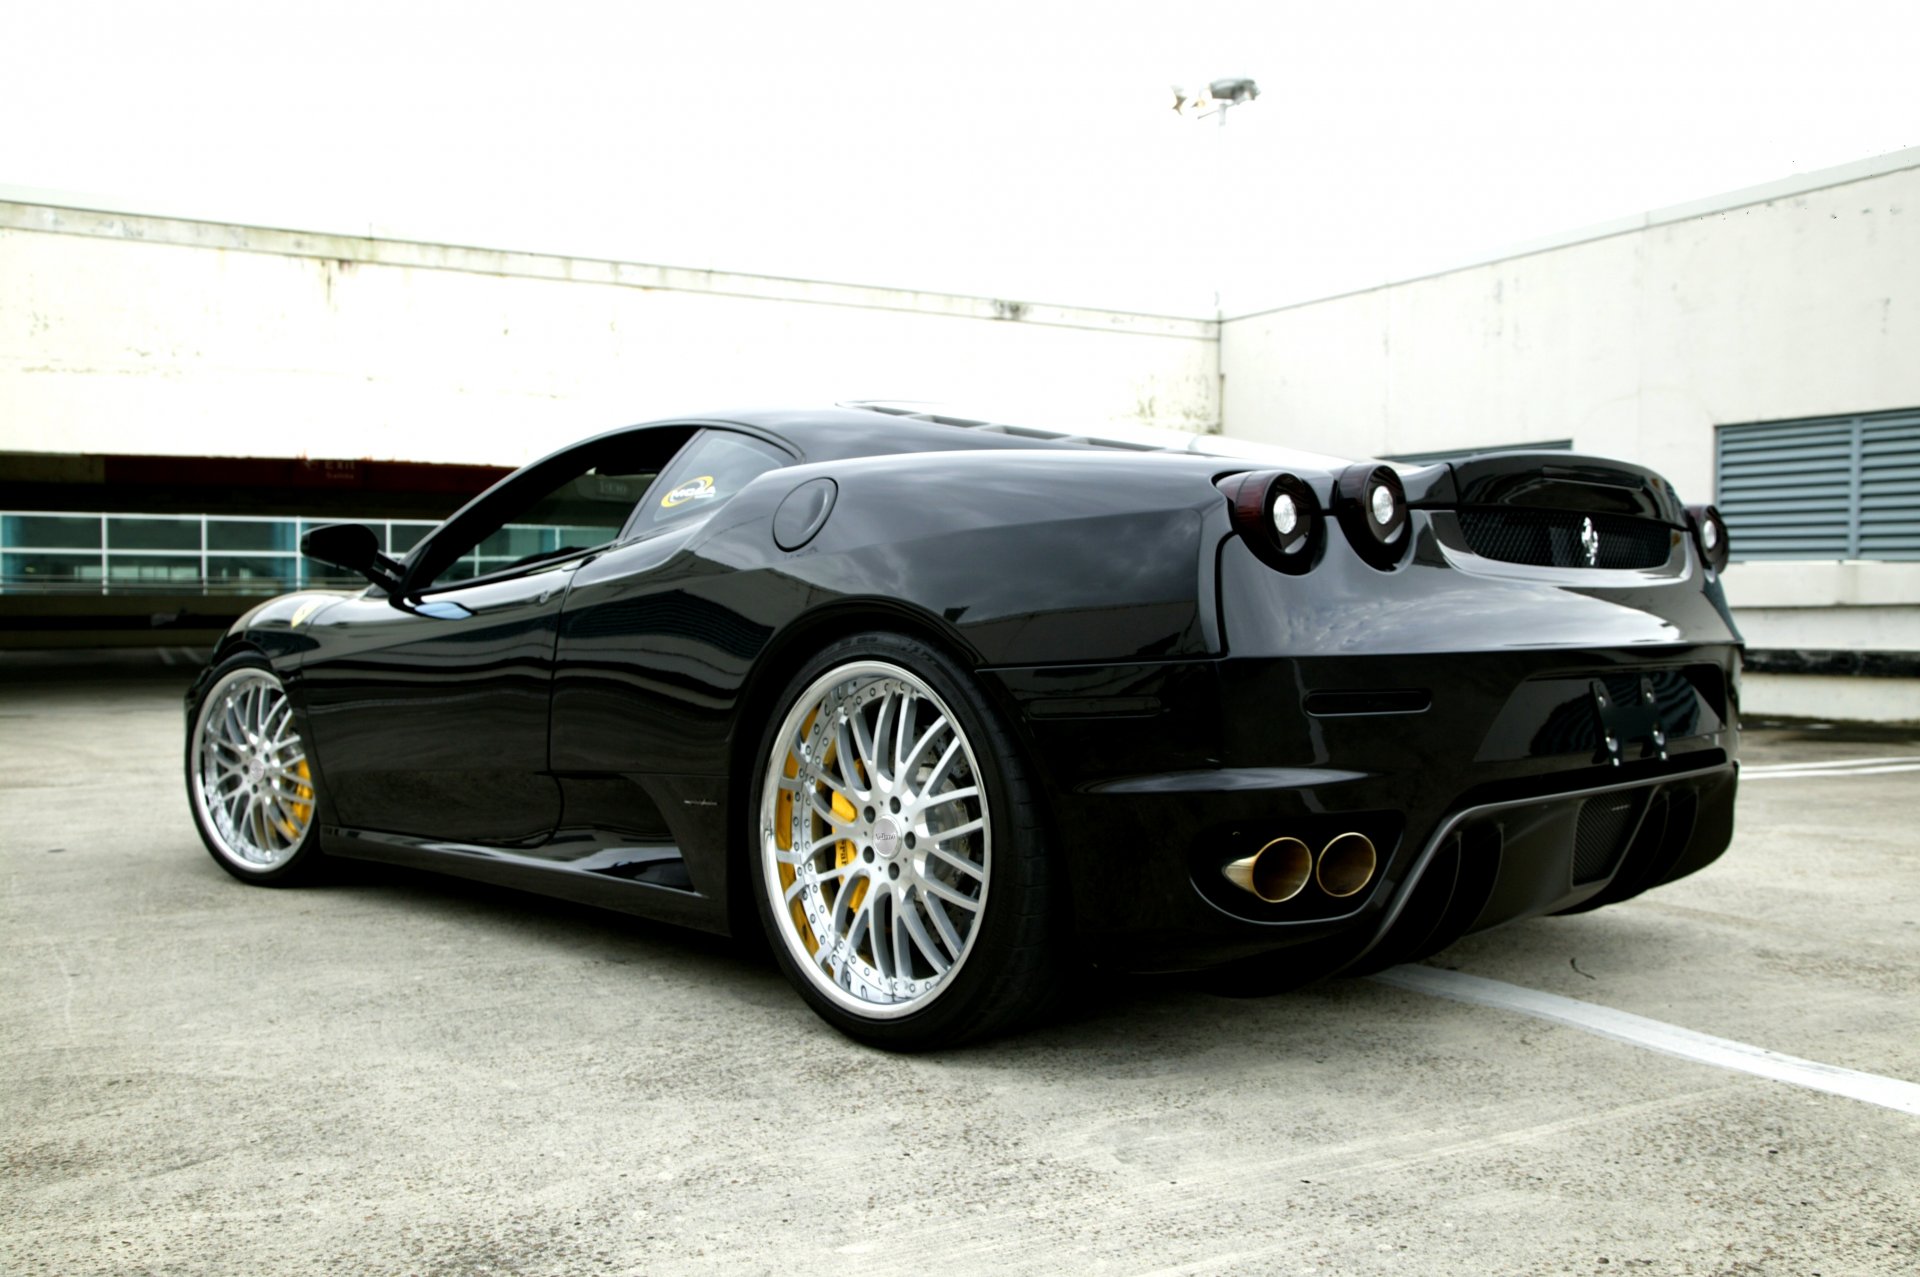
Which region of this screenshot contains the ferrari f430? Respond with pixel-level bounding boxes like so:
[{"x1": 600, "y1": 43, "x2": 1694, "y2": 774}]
[{"x1": 186, "y1": 405, "x2": 1741, "y2": 1047}]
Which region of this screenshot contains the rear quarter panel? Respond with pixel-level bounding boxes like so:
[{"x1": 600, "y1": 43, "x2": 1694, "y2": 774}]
[{"x1": 548, "y1": 449, "x2": 1232, "y2": 780}]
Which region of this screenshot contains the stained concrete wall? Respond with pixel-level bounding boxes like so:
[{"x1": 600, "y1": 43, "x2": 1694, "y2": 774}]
[
  {"x1": 1218, "y1": 157, "x2": 1917, "y2": 502},
  {"x1": 0, "y1": 204, "x2": 1219, "y2": 469}
]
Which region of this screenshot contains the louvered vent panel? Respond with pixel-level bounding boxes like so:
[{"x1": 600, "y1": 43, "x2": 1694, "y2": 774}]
[
  {"x1": 1861, "y1": 415, "x2": 1920, "y2": 560},
  {"x1": 1716, "y1": 411, "x2": 1920, "y2": 560}
]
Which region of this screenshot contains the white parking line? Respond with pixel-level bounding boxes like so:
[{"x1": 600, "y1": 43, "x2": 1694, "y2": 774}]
[
  {"x1": 1372, "y1": 965, "x2": 1920, "y2": 1117},
  {"x1": 1743, "y1": 756, "x2": 1920, "y2": 775},
  {"x1": 1743, "y1": 755, "x2": 1916, "y2": 774}
]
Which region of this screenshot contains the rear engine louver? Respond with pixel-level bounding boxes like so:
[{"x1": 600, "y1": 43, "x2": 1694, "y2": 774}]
[{"x1": 1457, "y1": 509, "x2": 1672, "y2": 569}]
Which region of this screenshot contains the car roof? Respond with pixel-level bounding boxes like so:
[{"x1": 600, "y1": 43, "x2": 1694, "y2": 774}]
[
  {"x1": 691, "y1": 403, "x2": 1359, "y2": 471},
  {"x1": 692, "y1": 406, "x2": 1079, "y2": 463}
]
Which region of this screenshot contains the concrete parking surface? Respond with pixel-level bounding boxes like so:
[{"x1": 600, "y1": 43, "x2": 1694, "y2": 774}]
[{"x1": 3, "y1": 668, "x2": 1916, "y2": 1276}]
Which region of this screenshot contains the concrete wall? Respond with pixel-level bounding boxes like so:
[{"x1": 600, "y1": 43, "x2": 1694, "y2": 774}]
[
  {"x1": 1219, "y1": 153, "x2": 1920, "y2": 721},
  {"x1": 5, "y1": 162, "x2": 1915, "y2": 720},
  {"x1": 0, "y1": 204, "x2": 1219, "y2": 469},
  {"x1": 1218, "y1": 158, "x2": 1918, "y2": 502}
]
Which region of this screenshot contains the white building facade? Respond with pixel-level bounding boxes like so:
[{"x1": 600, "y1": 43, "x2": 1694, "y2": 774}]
[{"x1": 2, "y1": 150, "x2": 1916, "y2": 718}]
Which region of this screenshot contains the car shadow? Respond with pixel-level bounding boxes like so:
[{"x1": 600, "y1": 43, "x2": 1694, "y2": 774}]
[{"x1": 304, "y1": 855, "x2": 1409, "y2": 1069}]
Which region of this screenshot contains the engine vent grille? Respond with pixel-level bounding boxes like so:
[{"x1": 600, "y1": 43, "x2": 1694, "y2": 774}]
[
  {"x1": 1573, "y1": 794, "x2": 1641, "y2": 884},
  {"x1": 1456, "y1": 509, "x2": 1675, "y2": 569}
]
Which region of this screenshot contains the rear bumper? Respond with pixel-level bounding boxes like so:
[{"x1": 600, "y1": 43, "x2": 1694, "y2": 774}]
[{"x1": 987, "y1": 642, "x2": 1740, "y2": 973}]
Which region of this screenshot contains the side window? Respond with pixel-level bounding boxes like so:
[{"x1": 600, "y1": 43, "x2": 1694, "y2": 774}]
[
  {"x1": 445, "y1": 467, "x2": 658, "y2": 582},
  {"x1": 413, "y1": 429, "x2": 695, "y2": 593},
  {"x1": 637, "y1": 431, "x2": 788, "y2": 533}
]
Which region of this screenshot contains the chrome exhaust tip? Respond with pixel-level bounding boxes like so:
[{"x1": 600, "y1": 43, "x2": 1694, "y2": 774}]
[
  {"x1": 1221, "y1": 836, "x2": 1313, "y2": 903},
  {"x1": 1316, "y1": 832, "x2": 1377, "y2": 899}
]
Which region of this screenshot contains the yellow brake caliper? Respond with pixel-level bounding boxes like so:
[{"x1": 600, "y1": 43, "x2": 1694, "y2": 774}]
[{"x1": 277, "y1": 759, "x2": 314, "y2": 840}]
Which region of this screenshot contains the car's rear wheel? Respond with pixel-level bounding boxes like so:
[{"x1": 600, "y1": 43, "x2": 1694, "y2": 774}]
[
  {"x1": 186, "y1": 655, "x2": 325, "y2": 884},
  {"x1": 752, "y1": 633, "x2": 1059, "y2": 1048}
]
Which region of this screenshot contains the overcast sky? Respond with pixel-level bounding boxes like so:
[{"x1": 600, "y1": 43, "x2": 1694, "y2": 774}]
[{"x1": 2, "y1": 0, "x2": 1915, "y2": 316}]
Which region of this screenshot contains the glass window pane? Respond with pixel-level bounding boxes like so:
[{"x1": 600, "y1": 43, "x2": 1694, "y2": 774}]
[
  {"x1": 553, "y1": 524, "x2": 616, "y2": 547},
  {"x1": 512, "y1": 471, "x2": 656, "y2": 544},
  {"x1": 476, "y1": 525, "x2": 555, "y2": 559},
  {"x1": 3, "y1": 515, "x2": 101, "y2": 549},
  {"x1": 107, "y1": 517, "x2": 201, "y2": 551},
  {"x1": 3, "y1": 552, "x2": 103, "y2": 587},
  {"x1": 106, "y1": 555, "x2": 201, "y2": 586},
  {"x1": 406, "y1": 432, "x2": 698, "y2": 591},
  {"x1": 643, "y1": 433, "x2": 785, "y2": 531},
  {"x1": 208, "y1": 520, "x2": 294, "y2": 551},
  {"x1": 387, "y1": 523, "x2": 436, "y2": 555},
  {"x1": 207, "y1": 556, "x2": 298, "y2": 590}
]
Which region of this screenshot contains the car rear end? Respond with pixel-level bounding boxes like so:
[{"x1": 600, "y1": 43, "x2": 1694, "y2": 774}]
[{"x1": 1005, "y1": 449, "x2": 1741, "y2": 975}]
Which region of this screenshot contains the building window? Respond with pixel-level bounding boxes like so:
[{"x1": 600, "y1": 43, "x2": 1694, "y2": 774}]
[
  {"x1": 1716, "y1": 410, "x2": 1920, "y2": 561},
  {"x1": 107, "y1": 516, "x2": 200, "y2": 551},
  {"x1": 0, "y1": 511, "x2": 633, "y2": 594},
  {"x1": 0, "y1": 512, "x2": 334, "y2": 593},
  {"x1": 1, "y1": 514, "x2": 101, "y2": 549}
]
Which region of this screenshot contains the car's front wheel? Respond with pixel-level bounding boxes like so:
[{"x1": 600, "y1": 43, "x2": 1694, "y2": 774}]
[
  {"x1": 751, "y1": 633, "x2": 1059, "y2": 1049},
  {"x1": 186, "y1": 655, "x2": 326, "y2": 885}
]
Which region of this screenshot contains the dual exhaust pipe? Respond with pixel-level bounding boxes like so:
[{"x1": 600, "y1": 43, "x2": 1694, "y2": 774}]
[{"x1": 1221, "y1": 832, "x2": 1377, "y2": 903}]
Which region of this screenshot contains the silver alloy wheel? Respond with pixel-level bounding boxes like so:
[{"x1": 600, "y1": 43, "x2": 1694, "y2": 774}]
[
  {"x1": 190, "y1": 667, "x2": 316, "y2": 872},
  {"x1": 760, "y1": 659, "x2": 991, "y2": 1019}
]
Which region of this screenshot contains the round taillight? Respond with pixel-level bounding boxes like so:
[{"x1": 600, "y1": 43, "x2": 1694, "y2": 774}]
[
  {"x1": 1686, "y1": 503, "x2": 1730, "y2": 573},
  {"x1": 1369, "y1": 483, "x2": 1397, "y2": 527},
  {"x1": 1335, "y1": 464, "x2": 1410, "y2": 570},
  {"x1": 1220, "y1": 471, "x2": 1322, "y2": 574},
  {"x1": 1272, "y1": 492, "x2": 1300, "y2": 537}
]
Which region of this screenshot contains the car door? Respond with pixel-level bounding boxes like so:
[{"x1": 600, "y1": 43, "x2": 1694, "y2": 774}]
[
  {"x1": 547, "y1": 428, "x2": 793, "y2": 849},
  {"x1": 297, "y1": 427, "x2": 694, "y2": 845}
]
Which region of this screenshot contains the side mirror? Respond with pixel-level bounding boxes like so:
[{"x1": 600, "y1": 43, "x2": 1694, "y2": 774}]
[{"x1": 300, "y1": 522, "x2": 404, "y2": 593}]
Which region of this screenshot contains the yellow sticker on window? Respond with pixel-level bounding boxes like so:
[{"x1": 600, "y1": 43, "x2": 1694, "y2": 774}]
[{"x1": 661, "y1": 475, "x2": 716, "y2": 507}]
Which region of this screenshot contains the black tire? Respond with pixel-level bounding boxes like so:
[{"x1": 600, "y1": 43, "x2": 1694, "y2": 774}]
[
  {"x1": 749, "y1": 632, "x2": 1060, "y2": 1049},
  {"x1": 185, "y1": 652, "x2": 328, "y2": 886}
]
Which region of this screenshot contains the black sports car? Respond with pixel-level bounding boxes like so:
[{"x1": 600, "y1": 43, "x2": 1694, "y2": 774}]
[{"x1": 185, "y1": 404, "x2": 1741, "y2": 1047}]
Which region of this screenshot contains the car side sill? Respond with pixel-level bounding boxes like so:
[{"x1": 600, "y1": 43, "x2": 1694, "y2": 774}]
[{"x1": 319, "y1": 826, "x2": 729, "y2": 935}]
